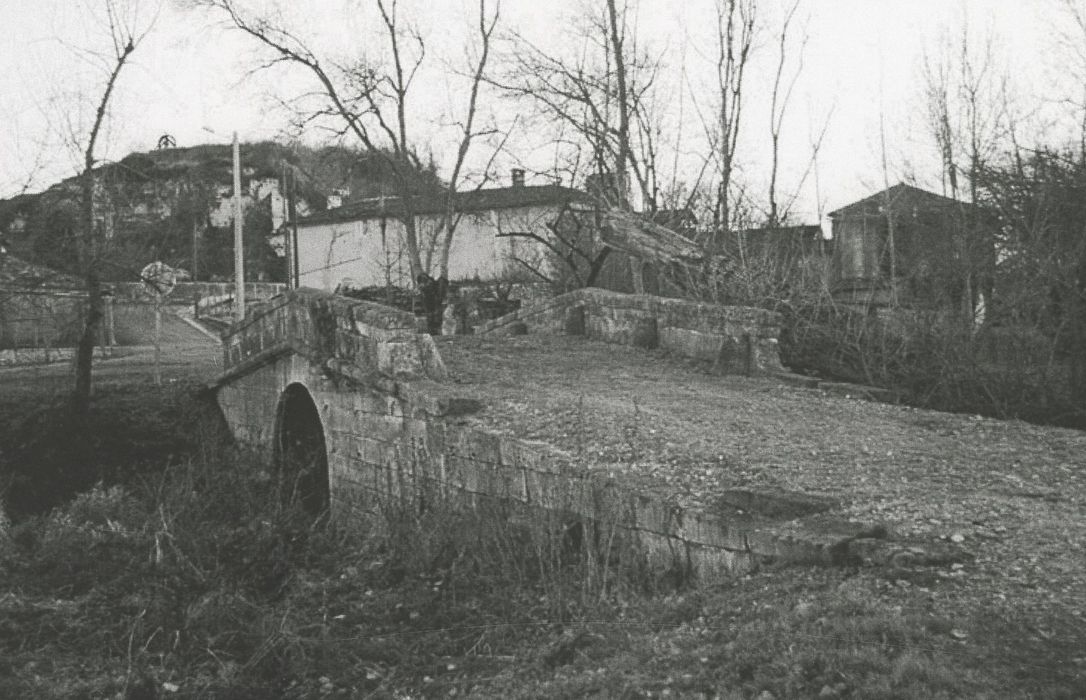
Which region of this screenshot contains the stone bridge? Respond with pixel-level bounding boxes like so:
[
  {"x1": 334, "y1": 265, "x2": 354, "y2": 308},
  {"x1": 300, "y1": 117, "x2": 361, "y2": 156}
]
[{"x1": 211, "y1": 288, "x2": 896, "y2": 582}]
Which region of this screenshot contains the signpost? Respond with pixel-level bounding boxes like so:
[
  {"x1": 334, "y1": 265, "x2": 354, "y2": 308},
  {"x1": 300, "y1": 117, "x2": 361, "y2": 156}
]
[{"x1": 141, "y1": 261, "x2": 177, "y2": 386}]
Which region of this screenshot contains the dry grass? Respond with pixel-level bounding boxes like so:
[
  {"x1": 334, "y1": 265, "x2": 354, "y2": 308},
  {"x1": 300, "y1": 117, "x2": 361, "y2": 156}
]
[{"x1": 0, "y1": 371, "x2": 1083, "y2": 698}]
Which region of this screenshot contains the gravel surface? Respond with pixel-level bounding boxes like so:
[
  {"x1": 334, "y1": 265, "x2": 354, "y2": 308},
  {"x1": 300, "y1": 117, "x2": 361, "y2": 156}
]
[{"x1": 439, "y1": 333, "x2": 1086, "y2": 646}]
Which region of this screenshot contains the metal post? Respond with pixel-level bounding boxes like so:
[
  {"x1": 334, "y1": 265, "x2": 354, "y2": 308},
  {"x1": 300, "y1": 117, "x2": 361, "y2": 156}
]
[
  {"x1": 289, "y1": 166, "x2": 300, "y2": 289},
  {"x1": 192, "y1": 219, "x2": 199, "y2": 283},
  {"x1": 153, "y1": 298, "x2": 162, "y2": 386},
  {"x1": 281, "y1": 163, "x2": 292, "y2": 290},
  {"x1": 233, "y1": 132, "x2": 245, "y2": 321}
]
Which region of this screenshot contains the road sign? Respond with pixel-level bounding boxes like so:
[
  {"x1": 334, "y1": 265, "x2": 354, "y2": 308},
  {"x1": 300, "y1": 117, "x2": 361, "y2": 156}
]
[
  {"x1": 140, "y1": 261, "x2": 176, "y2": 298},
  {"x1": 140, "y1": 261, "x2": 176, "y2": 386}
]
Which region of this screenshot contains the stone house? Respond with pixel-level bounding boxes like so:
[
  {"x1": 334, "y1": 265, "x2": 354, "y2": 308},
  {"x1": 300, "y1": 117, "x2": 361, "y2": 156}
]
[
  {"x1": 294, "y1": 172, "x2": 589, "y2": 291},
  {"x1": 829, "y1": 183, "x2": 994, "y2": 314}
]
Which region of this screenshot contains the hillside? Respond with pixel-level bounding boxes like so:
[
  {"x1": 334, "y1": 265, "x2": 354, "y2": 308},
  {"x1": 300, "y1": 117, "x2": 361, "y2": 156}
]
[{"x1": 0, "y1": 142, "x2": 445, "y2": 284}]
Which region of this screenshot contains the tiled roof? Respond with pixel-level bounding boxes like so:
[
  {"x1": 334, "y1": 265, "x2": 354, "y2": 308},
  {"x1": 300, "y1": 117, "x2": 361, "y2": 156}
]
[
  {"x1": 297, "y1": 184, "x2": 589, "y2": 227},
  {"x1": 736, "y1": 224, "x2": 823, "y2": 239},
  {"x1": 829, "y1": 183, "x2": 962, "y2": 219},
  {"x1": 0, "y1": 253, "x2": 83, "y2": 291}
]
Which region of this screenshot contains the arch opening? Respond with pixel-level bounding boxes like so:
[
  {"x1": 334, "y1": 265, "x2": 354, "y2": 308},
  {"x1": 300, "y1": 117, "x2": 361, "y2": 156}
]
[{"x1": 274, "y1": 384, "x2": 330, "y2": 519}]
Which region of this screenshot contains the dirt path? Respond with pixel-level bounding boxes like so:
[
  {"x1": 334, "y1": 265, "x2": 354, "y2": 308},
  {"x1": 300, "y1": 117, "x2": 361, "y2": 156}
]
[{"x1": 110, "y1": 304, "x2": 217, "y2": 346}]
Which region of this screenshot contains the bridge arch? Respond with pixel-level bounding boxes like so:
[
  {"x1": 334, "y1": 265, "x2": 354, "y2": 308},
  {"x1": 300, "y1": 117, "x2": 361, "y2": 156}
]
[{"x1": 274, "y1": 383, "x2": 330, "y2": 518}]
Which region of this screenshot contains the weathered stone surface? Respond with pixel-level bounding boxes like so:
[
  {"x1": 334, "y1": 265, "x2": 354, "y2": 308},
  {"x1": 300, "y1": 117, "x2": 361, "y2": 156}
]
[
  {"x1": 476, "y1": 288, "x2": 784, "y2": 375},
  {"x1": 713, "y1": 488, "x2": 839, "y2": 519},
  {"x1": 215, "y1": 288, "x2": 913, "y2": 587}
]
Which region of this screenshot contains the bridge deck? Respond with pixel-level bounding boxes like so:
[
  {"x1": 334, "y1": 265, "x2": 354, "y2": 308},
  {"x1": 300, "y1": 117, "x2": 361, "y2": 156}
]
[{"x1": 439, "y1": 333, "x2": 1086, "y2": 608}]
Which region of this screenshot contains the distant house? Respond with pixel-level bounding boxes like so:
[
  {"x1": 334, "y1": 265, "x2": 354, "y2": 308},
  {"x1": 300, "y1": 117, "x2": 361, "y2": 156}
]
[
  {"x1": 295, "y1": 172, "x2": 589, "y2": 290},
  {"x1": 829, "y1": 183, "x2": 994, "y2": 312}
]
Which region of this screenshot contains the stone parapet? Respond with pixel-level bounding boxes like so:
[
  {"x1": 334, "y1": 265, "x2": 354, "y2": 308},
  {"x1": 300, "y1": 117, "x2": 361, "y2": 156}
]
[
  {"x1": 475, "y1": 288, "x2": 784, "y2": 375},
  {"x1": 216, "y1": 287, "x2": 446, "y2": 386},
  {"x1": 214, "y1": 288, "x2": 900, "y2": 586}
]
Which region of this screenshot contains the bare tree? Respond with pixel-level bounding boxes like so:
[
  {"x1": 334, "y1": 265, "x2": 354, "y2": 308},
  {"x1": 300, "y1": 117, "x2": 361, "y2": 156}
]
[
  {"x1": 766, "y1": 0, "x2": 804, "y2": 227},
  {"x1": 1057, "y1": 0, "x2": 1086, "y2": 159},
  {"x1": 199, "y1": 0, "x2": 500, "y2": 288},
  {"x1": 491, "y1": 1, "x2": 665, "y2": 291},
  {"x1": 436, "y1": 0, "x2": 502, "y2": 279},
  {"x1": 922, "y1": 20, "x2": 1006, "y2": 320},
  {"x1": 72, "y1": 1, "x2": 154, "y2": 414},
  {"x1": 709, "y1": 0, "x2": 755, "y2": 244}
]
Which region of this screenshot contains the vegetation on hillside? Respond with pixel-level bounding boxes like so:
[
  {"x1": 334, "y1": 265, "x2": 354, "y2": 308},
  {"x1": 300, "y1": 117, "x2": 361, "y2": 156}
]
[{"x1": 0, "y1": 141, "x2": 445, "y2": 284}]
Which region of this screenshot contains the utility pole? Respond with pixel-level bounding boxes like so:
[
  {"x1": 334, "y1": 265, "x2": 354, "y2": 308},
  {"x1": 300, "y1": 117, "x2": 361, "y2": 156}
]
[
  {"x1": 280, "y1": 162, "x2": 293, "y2": 289},
  {"x1": 288, "y1": 165, "x2": 300, "y2": 289},
  {"x1": 192, "y1": 220, "x2": 199, "y2": 282},
  {"x1": 233, "y1": 132, "x2": 245, "y2": 321}
]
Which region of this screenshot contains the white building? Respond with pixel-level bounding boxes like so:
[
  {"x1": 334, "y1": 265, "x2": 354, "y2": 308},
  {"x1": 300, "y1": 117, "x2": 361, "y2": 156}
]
[{"x1": 295, "y1": 177, "x2": 589, "y2": 291}]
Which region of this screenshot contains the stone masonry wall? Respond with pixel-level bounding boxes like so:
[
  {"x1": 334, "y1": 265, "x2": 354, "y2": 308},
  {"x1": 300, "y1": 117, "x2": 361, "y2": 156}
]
[
  {"x1": 217, "y1": 349, "x2": 760, "y2": 580},
  {"x1": 219, "y1": 288, "x2": 447, "y2": 386},
  {"x1": 474, "y1": 288, "x2": 784, "y2": 375},
  {"x1": 215, "y1": 290, "x2": 877, "y2": 585}
]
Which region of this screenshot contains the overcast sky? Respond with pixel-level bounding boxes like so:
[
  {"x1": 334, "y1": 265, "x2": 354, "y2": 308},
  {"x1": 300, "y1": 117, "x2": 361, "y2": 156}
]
[{"x1": 0, "y1": 0, "x2": 1077, "y2": 226}]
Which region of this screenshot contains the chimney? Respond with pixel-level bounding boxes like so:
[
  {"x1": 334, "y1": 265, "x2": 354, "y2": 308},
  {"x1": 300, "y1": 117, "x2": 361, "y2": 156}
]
[{"x1": 511, "y1": 168, "x2": 525, "y2": 188}]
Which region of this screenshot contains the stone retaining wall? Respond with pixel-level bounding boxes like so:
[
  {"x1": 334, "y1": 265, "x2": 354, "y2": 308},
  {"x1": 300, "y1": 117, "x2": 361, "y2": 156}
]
[{"x1": 475, "y1": 288, "x2": 784, "y2": 375}]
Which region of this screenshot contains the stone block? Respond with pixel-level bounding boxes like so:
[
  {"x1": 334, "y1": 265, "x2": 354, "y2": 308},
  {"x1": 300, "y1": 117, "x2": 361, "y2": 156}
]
[
  {"x1": 630, "y1": 315, "x2": 659, "y2": 349},
  {"x1": 564, "y1": 305, "x2": 586, "y2": 336},
  {"x1": 713, "y1": 488, "x2": 838, "y2": 519},
  {"x1": 638, "y1": 531, "x2": 690, "y2": 578},
  {"x1": 659, "y1": 327, "x2": 723, "y2": 362},
  {"x1": 689, "y1": 543, "x2": 754, "y2": 579},
  {"x1": 376, "y1": 339, "x2": 423, "y2": 379}
]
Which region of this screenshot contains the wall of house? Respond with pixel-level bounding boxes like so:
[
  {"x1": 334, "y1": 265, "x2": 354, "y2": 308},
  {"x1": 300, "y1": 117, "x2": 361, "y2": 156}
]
[
  {"x1": 296, "y1": 204, "x2": 560, "y2": 291},
  {"x1": 833, "y1": 215, "x2": 885, "y2": 284},
  {"x1": 832, "y1": 207, "x2": 985, "y2": 314}
]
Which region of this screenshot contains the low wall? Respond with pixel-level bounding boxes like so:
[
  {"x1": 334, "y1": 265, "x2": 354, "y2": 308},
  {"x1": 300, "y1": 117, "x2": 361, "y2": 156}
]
[
  {"x1": 108, "y1": 281, "x2": 286, "y2": 306},
  {"x1": 0, "y1": 345, "x2": 113, "y2": 367},
  {"x1": 475, "y1": 288, "x2": 784, "y2": 375},
  {"x1": 219, "y1": 288, "x2": 446, "y2": 386},
  {"x1": 0, "y1": 290, "x2": 85, "y2": 350},
  {"x1": 0, "y1": 291, "x2": 117, "y2": 366}
]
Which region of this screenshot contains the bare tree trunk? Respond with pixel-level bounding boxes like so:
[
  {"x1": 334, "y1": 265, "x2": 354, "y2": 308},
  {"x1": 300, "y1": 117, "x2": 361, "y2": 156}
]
[
  {"x1": 711, "y1": 0, "x2": 754, "y2": 254},
  {"x1": 767, "y1": 0, "x2": 803, "y2": 227},
  {"x1": 437, "y1": 0, "x2": 500, "y2": 280},
  {"x1": 604, "y1": 0, "x2": 643, "y2": 293},
  {"x1": 73, "y1": 34, "x2": 137, "y2": 415},
  {"x1": 606, "y1": 0, "x2": 631, "y2": 207}
]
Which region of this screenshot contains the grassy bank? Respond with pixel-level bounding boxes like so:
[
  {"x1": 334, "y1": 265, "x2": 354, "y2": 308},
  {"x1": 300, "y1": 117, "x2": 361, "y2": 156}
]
[{"x1": 0, "y1": 380, "x2": 1083, "y2": 698}]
